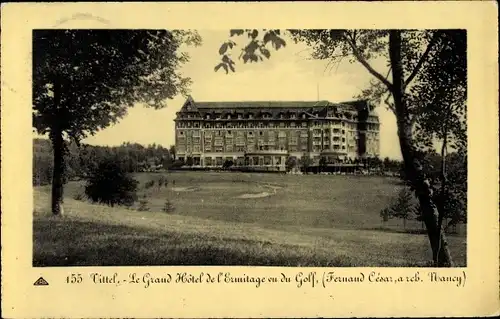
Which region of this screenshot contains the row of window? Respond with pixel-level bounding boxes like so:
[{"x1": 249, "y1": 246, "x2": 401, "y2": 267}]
[
  {"x1": 175, "y1": 120, "x2": 354, "y2": 129},
  {"x1": 179, "y1": 129, "x2": 348, "y2": 137},
  {"x1": 180, "y1": 112, "x2": 366, "y2": 121},
  {"x1": 178, "y1": 143, "x2": 351, "y2": 154}
]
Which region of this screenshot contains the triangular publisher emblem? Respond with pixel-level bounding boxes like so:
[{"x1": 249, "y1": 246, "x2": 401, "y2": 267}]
[{"x1": 34, "y1": 277, "x2": 49, "y2": 286}]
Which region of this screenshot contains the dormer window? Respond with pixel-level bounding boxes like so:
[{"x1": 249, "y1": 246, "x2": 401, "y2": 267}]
[
  {"x1": 248, "y1": 114, "x2": 253, "y2": 119},
  {"x1": 302, "y1": 114, "x2": 306, "y2": 119},
  {"x1": 227, "y1": 114, "x2": 231, "y2": 119},
  {"x1": 238, "y1": 114, "x2": 242, "y2": 119},
  {"x1": 291, "y1": 113, "x2": 296, "y2": 119},
  {"x1": 206, "y1": 114, "x2": 210, "y2": 119}
]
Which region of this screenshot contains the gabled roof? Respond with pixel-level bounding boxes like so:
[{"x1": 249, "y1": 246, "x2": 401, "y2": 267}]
[{"x1": 179, "y1": 95, "x2": 199, "y2": 112}]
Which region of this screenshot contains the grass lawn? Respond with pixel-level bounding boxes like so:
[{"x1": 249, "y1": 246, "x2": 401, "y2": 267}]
[{"x1": 33, "y1": 171, "x2": 467, "y2": 267}]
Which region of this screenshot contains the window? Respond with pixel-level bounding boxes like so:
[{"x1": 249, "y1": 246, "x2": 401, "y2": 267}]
[
  {"x1": 180, "y1": 131, "x2": 184, "y2": 135},
  {"x1": 259, "y1": 131, "x2": 263, "y2": 136},
  {"x1": 248, "y1": 131, "x2": 253, "y2": 136}
]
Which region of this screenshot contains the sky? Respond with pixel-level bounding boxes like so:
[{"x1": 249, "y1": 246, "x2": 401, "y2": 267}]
[{"x1": 81, "y1": 30, "x2": 402, "y2": 159}]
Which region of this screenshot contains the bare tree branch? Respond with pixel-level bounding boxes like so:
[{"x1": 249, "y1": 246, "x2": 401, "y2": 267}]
[
  {"x1": 403, "y1": 31, "x2": 441, "y2": 89},
  {"x1": 343, "y1": 35, "x2": 393, "y2": 90}
]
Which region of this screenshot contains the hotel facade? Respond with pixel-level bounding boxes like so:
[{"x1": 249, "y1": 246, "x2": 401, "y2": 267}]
[{"x1": 174, "y1": 96, "x2": 380, "y2": 171}]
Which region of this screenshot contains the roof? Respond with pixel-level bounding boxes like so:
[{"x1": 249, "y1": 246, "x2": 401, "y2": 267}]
[
  {"x1": 180, "y1": 96, "x2": 371, "y2": 112},
  {"x1": 175, "y1": 97, "x2": 378, "y2": 121},
  {"x1": 194, "y1": 100, "x2": 338, "y2": 109}
]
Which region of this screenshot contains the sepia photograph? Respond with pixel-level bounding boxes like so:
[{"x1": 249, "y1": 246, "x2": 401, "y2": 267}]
[{"x1": 32, "y1": 28, "x2": 467, "y2": 268}]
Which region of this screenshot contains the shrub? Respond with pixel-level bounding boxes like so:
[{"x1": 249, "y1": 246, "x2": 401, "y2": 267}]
[
  {"x1": 84, "y1": 159, "x2": 139, "y2": 207},
  {"x1": 157, "y1": 176, "x2": 164, "y2": 188},
  {"x1": 223, "y1": 160, "x2": 234, "y2": 169},
  {"x1": 162, "y1": 199, "x2": 175, "y2": 213},
  {"x1": 138, "y1": 195, "x2": 150, "y2": 211},
  {"x1": 144, "y1": 180, "x2": 155, "y2": 189}
]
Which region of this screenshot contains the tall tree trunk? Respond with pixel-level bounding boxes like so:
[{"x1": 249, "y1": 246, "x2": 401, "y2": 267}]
[
  {"x1": 50, "y1": 77, "x2": 66, "y2": 216},
  {"x1": 436, "y1": 123, "x2": 448, "y2": 265},
  {"x1": 388, "y1": 30, "x2": 453, "y2": 267},
  {"x1": 51, "y1": 128, "x2": 65, "y2": 215}
]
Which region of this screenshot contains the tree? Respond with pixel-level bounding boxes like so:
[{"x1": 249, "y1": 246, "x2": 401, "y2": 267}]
[
  {"x1": 33, "y1": 29, "x2": 201, "y2": 215},
  {"x1": 379, "y1": 207, "x2": 392, "y2": 226},
  {"x1": 215, "y1": 29, "x2": 466, "y2": 266},
  {"x1": 169, "y1": 145, "x2": 176, "y2": 161},
  {"x1": 299, "y1": 154, "x2": 313, "y2": 173},
  {"x1": 84, "y1": 159, "x2": 139, "y2": 207},
  {"x1": 389, "y1": 187, "x2": 415, "y2": 229},
  {"x1": 222, "y1": 159, "x2": 234, "y2": 170},
  {"x1": 319, "y1": 156, "x2": 328, "y2": 172},
  {"x1": 138, "y1": 195, "x2": 150, "y2": 212},
  {"x1": 162, "y1": 199, "x2": 175, "y2": 213},
  {"x1": 285, "y1": 156, "x2": 298, "y2": 172}
]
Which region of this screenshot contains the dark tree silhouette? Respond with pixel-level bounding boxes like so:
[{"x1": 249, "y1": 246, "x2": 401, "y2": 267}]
[
  {"x1": 84, "y1": 159, "x2": 139, "y2": 207},
  {"x1": 33, "y1": 29, "x2": 200, "y2": 215},
  {"x1": 214, "y1": 29, "x2": 466, "y2": 266}
]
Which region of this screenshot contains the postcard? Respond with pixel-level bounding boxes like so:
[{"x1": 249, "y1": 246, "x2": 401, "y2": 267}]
[{"x1": 1, "y1": 1, "x2": 499, "y2": 317}]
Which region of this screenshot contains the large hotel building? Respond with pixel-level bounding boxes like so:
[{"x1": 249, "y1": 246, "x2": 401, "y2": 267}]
[{"x1": 174, "y1": 96, "x2": 380, "y2": 171}]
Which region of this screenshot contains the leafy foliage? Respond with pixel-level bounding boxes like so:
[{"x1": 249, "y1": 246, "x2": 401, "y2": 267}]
[
  {"x1": 215, "y1": 28, "x2": 466, "y2": 266},
  {"x1": 223, "y1": 159, "x2": 234, "y2": 169},
  {"x1": 33, "y1": 139, "x2": 179, "y2": 186},
  {"x1": 299, "y1": 155, "x2": 313, "y2": 172},
  {"x1": 389, "y1": 187, "x2": 415, "y2": 228},
  {"x1": 144, "y1": 180, "x2": 155, "y2": 189},
  {"x1": 285, "y1": 156, "x2": 298, "y2": 172},
  {"x1": 215, "y1": 29, "x2": 287, "y2": 73},
  {"x1": 138, "y1": 196, "x2": 150, "y2": 212},
  {"x1": 33, "y1": 29, "x2": 199, "y2": 142},
  {"x1": 33, "y1": 29, "x2": 200, "y2": 214},
  {"x1": 84, "y1": 159, "x2": 139, "y2": 207},
  {"x1": 379, "y1": 207, "x2": 391, "y2": 223},
  {"x1": 162, "y1": 199, "x2": 175, "y2": 213}
]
